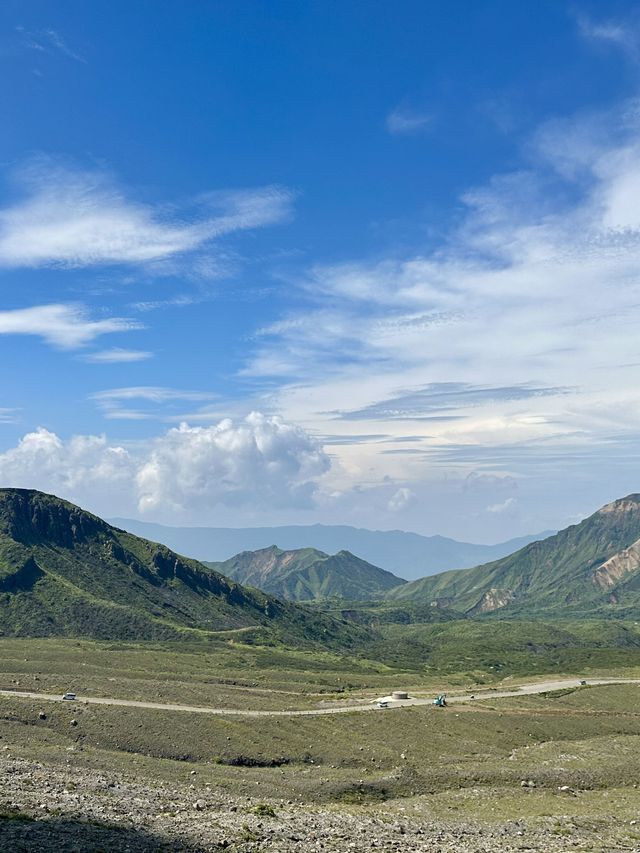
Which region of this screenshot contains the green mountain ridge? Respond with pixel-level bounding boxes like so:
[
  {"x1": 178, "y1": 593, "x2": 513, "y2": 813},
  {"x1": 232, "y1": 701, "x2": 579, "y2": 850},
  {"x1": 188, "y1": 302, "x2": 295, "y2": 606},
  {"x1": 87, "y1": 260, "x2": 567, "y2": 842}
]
[
  {"x1": 0, "y1": 489, "x2": 363, "y2": 648},
  {"x1": 388, "y1": 494, "x2": 640, "y2": 617},
  {"x1": 207, "y1": 545, "x2": 406, "y2": 601}
]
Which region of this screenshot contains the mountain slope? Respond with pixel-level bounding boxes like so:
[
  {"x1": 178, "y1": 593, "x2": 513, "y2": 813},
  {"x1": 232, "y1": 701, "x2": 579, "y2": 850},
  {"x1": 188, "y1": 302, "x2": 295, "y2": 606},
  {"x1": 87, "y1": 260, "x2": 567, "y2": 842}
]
[
  {"x1": 110, "y1": 518, "x2": 551, "y2": 580},
  {"x1": 208, "y1": 546, "x2": 405, "y2": 601},
  {"x1": 388, "y1": 495, "x2": 640, "y2": 617},
  {"x1": 0, "y1": 489, "x2": 363, "y2": 647}
]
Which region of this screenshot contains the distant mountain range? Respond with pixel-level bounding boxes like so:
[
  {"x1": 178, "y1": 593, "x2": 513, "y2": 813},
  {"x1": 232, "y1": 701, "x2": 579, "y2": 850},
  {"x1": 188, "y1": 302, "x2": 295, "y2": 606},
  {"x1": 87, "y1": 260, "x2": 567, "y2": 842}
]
[
  {"x1": 0, "y1": 489, "x2": 362, "y2": 648},
  {"x1": 388, "y1": 494, "x2": 640, "y2": 617},
  {"x1": 207, "y1": 546, "x2": 405, "y2": 602},
  {"x1": 109, "y1": 518, "x2": 552, "y2": 580}
]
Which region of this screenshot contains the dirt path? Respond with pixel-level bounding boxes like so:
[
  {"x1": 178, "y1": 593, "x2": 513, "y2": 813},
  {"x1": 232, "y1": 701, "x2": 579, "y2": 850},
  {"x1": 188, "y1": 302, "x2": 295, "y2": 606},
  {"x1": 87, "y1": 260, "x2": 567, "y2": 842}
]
[{"x1": 1, "y1": 677, "x2": 639, "y2": 717}]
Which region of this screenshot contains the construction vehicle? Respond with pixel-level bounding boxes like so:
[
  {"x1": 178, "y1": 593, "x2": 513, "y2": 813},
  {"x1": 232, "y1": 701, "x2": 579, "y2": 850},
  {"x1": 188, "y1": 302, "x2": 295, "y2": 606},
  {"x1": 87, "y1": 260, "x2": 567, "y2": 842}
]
[{"x1": 433, "y1": 694, "x2": 447, "y2": 707}]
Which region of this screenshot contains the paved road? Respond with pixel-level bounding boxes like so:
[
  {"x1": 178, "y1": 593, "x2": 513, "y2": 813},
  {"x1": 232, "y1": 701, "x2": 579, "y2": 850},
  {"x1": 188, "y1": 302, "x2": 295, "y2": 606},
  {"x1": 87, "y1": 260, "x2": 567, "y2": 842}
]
[{"x1": 1, "y1": 678, "x2": 639, "y2": 717}]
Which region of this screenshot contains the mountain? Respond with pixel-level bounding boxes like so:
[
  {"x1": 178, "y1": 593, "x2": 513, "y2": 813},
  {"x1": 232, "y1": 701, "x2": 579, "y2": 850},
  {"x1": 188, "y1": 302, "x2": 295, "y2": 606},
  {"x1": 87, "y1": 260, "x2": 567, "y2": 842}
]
[
  {"x1": 207, "y1": 545, "x2": 405, "y2": 601},
  {"x1": 109, "y1": 518, "x2": 552, "y2": 581},
  {"x1": 388, "y1": 495, "x2": 640, "y2": 617},
  {"x1": 0, "y1": 489, "x2": 363, "y2": 647}
]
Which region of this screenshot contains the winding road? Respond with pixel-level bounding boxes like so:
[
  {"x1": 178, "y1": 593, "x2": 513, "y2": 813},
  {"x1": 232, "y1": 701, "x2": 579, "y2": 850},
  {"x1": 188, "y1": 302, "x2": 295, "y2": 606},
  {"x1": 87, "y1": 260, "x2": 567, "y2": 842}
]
[{"x1": 1, "y1": 678, "x2": 639, "y2": 717}]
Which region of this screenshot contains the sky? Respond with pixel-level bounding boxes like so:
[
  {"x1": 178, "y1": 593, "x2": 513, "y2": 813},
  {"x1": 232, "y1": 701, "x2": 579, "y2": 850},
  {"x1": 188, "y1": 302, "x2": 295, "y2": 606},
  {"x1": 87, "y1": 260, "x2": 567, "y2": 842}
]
[{"x1": 1, "y1": 0, "x2": 640, "y2": 542}]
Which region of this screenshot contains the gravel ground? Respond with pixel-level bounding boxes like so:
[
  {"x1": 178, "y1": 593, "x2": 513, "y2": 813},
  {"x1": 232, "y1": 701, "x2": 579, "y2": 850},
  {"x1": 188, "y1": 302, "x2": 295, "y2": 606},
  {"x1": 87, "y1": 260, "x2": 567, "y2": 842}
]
[{"x1": 1, "y1": 755, "x2": 638, "y2": 852}]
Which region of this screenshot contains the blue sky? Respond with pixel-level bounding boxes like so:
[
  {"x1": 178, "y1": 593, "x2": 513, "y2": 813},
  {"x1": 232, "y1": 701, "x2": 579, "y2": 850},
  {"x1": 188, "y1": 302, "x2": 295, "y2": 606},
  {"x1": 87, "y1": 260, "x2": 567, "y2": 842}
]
[{"x1": 1, "y1": 0, "x2": 640, "y2": 540}]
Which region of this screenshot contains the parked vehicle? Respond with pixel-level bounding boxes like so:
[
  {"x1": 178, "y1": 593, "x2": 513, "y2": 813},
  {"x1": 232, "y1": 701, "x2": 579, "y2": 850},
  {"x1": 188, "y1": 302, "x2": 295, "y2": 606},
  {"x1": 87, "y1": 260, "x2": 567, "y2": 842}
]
[
  {"x1": 377, "y1": 701, "x2": 389, "y2": 708},
  {"x1": 62, "y1": 692, "x2": 76, "y2": 700}
]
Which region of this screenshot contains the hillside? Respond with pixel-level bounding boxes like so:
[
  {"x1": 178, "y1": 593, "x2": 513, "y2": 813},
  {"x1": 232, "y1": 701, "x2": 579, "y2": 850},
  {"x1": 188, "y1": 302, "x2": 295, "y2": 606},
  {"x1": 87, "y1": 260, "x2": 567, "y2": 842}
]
[
  {"x1": 0, "y1": 489, "x2": 363, "y2": 647},
  {"x1": 110, "y1": 518, "x2": 550, "y2": 580},
  {"x1": 207, "y1": 545, "x2": 405, "y2": 601},
  {"x1": 388, "y1": 495, "x2": 640, "y2": 617}
]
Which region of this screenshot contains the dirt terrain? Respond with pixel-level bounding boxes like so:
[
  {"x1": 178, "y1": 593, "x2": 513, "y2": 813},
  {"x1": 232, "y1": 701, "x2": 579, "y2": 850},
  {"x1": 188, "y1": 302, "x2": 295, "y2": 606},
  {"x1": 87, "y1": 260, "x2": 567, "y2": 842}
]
[{"x1": 2, "y1": 753, "x2": 636, "y2": 852}]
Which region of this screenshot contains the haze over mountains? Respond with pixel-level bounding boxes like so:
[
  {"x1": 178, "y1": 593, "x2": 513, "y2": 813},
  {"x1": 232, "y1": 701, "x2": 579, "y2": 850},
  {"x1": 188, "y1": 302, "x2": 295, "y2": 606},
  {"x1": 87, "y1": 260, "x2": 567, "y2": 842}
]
[
  {"x1": 4, "y1": 489, "x2": 640, "y2": 644},
  {"x1": 390, "y1": 495, "x2": 640, "y2": 618},
  {"x1": 110, "y1": 518, "x2": 550, "y2": 581}
]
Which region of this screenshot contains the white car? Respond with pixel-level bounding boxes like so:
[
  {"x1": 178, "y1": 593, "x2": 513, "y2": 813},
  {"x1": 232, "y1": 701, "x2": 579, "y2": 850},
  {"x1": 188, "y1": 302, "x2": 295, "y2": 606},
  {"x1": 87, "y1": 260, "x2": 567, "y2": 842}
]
[
  {"x1": 377, "y1": 701, "x2": 389, "y2": 709},
  {"x1": 62, "y1": 692, "x2": 76, "y2": 701}
]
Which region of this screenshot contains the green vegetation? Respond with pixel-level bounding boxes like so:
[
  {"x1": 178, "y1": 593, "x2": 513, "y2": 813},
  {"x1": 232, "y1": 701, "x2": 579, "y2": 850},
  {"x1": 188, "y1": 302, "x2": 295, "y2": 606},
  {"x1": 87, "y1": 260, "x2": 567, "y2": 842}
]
[
  {"x1": 0, "y1": 489, "x2": 365, "y2": 650},
  {"x1": 388, "y1": 494, "x2": 640, "y2": 618},
  {"x1": 207, "y1": 545, "x2": 405, "y2": 601}
]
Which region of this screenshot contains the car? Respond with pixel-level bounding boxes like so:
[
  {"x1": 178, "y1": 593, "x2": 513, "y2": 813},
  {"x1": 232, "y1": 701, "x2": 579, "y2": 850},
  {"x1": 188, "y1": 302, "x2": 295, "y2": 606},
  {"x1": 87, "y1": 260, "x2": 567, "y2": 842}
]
[
  {"x1": 377, "y1": 701, "x2": 389, "y2": 709},
  {"x1": 62, "y1": 692, "x2": 77, "y2": 701},
  {"x1": 579, "y1": 680, "x2": 587, "y2": 686}
]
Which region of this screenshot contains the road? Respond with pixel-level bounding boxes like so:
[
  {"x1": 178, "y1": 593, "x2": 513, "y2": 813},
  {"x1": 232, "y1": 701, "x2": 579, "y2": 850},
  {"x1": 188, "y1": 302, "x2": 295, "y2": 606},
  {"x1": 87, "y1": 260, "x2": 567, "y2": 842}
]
[{"x1": 1, "y1": 678, "x2": 639, "y2": 717}]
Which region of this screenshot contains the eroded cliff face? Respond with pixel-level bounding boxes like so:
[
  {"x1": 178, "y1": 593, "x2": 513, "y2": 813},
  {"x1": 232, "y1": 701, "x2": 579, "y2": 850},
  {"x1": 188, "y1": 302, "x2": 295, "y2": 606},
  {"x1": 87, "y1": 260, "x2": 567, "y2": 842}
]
[
  {"x1": 0, "y1": 489, "x2": 109, "y2": 547},
  {"x1": 466, "y1": 588, "x2": 516, "y2": 616},
  {"x1": 592, "y1": 538, "x2": 640, "y2": 590}
]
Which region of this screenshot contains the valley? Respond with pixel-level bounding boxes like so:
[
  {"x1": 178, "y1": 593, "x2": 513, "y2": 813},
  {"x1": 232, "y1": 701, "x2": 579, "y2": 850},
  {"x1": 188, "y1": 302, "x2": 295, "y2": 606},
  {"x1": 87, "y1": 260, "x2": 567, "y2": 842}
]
[
  {"x1": 2, "y1": 637, "x2": 640, "y2": 851},
  {"x1": 2, "y1": 489, "x2": 640, "y2": 850}
]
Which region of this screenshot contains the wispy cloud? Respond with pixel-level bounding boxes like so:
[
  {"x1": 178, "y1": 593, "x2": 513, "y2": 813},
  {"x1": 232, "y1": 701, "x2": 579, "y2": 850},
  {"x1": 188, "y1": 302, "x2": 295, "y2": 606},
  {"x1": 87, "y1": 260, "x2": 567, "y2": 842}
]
[
  {"x1": 0, "y1": 303, "x2": 141, "y2": 349},
  {"x1": 237, "y1": 98, "x2": 640, "y2": 498},
  {"x1": 486, "y1": 496, "x2": 517, "y2": 514},
  {"x1": 0, "y1": 161, "x2": 295, "y2": 270},
  {"x1": 335, "y1": 383, "x2": 571, "y2": 421},
  {"x1": 16, "y1": 26, "x2": 86, "y2": 63},
  {"x1": 83, "y1": 348, "x2": 153, "y2": 364},
  {"x1": 91, "y1": 386, "x2": 216, "y2": 420},
  {"x1": 576, "y1": 12, "x2": 640, "y2": 62},
  {"x1": 0, "y1": 409, "x2": 20, "y2": 424},
  {"x1": 386, "y1": 106, "x2": 432, "y2": 135}
]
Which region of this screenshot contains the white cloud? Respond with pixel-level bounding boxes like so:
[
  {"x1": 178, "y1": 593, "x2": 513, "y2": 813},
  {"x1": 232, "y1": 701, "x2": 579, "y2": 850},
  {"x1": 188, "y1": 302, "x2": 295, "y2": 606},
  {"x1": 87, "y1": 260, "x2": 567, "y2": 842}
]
[
  {"x1": 17, "y1": 26, "x2": 87, "y2": 63},
  {"x1": 240, "y1": 98, "x2": 640, "y2": 502},
  {"x1": 386, "y1": 107, "x2": 432, "y2": 135},
  {"x1": 0, "y1": 428, "x2": 134, "y2": 502},
  {"x1": 91, "y1": 386, "x2": 216, "y2": 420},
  {"x1": 0, "y1": 303, "x2": 140, "y2": 349},
  {"x1": 387, "y1": 487, "x2": 416, "y2": 512},
  {"x1": 486, "y1": 497, "x2": 517, "y2": 514},
  {"x1": 0, "y1": 162, "x2": 294, "y2": 269},
  {"x1": 577, "y1": 15, "x2": 639, "y2": 57},
  {"x1": 0, "y1": 414, "x2": 330, "y2": 516},
  {"x1": 136, "y1": 413, "x2": 330, "y2": 512},
  {"x1": 83, "y1": 348, "x2": 153, "y2": 363}
]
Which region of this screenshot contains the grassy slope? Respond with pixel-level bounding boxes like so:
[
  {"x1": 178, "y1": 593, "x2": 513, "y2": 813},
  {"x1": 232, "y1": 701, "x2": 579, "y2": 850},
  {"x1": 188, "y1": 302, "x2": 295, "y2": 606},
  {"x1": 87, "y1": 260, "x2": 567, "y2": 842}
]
[
  {"x1": 0, "y1": 489, "x2": 365, "y2": 650},
  {"x1": 208, "y1": 546, "x2": 406, "y2": 601},
  {"x1": 388, "y1": 494, "x2": 640, "y2": 616}
]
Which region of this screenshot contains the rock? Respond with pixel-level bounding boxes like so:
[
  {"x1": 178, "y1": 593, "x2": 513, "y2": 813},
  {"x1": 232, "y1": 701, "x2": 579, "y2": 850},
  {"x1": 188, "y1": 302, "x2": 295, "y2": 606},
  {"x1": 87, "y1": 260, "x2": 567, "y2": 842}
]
[
  {"x1": 70, "y1": 720, "x2": 78, "y2": 727},
  {"x1": 194, "y1": 799, "x2": 206, "y2": 811},
  {"x1": 38, "y1": 712, "x2": 46, "y2": 720}
]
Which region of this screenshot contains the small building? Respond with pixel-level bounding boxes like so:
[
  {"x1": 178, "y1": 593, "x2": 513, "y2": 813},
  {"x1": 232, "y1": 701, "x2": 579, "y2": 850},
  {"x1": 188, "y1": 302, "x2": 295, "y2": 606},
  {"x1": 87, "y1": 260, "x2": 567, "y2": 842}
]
[{"x1": 391, "y1": 690, "x2": 408, "y2": 701}]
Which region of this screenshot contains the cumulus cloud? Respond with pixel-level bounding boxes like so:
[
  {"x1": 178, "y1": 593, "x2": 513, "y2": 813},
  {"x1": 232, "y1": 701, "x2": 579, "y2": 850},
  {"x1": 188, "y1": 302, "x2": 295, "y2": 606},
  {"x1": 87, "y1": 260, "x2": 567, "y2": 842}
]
[
  {"x1": 0, "y1": 162, "x2": 294, "y2": 269},
  {"x1": 0, "y1": 414, "x2": 330, "y2": 516},
  {"x1": 0, "y1": 303, "x2": 141, "y2": 349},
  {"x1": 136, "y1": 413, "x2": 330, "y2": 512},
  {"x1": 0, "y1": 428, "x2": 134, "y2": 500}
]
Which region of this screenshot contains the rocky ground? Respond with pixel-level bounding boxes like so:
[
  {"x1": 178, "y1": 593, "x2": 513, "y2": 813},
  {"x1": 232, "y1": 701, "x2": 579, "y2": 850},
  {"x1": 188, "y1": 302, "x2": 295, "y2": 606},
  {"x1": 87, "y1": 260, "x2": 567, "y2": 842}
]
[{"x1": 1, "y1": 755, "x2": 638, "y2": 852}]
